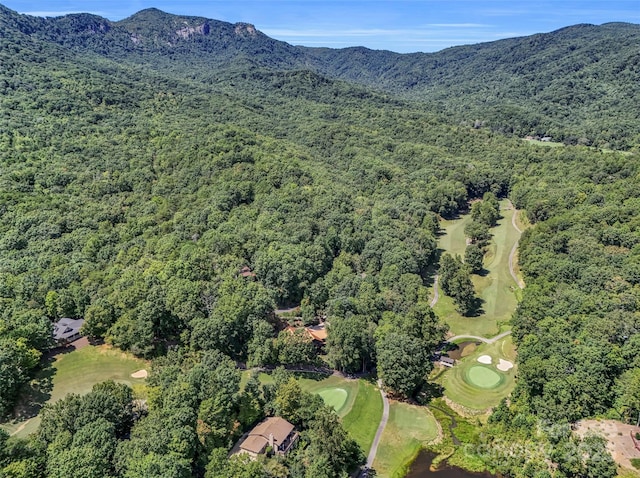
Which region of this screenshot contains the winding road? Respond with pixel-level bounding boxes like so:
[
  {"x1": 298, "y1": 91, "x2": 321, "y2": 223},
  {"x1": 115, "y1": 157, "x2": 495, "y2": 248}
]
[{"x1": 366, "y1": 380, "x2": 390, "y2": 470}]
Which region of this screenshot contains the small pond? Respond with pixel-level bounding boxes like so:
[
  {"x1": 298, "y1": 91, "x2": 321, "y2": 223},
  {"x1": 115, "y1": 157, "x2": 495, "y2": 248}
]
[
  {"x1": 444, "y1": 341, "x2": 480, "y2": 361},
  {"x1": 406, "y1": 451, "x2": 498, "y2": 478}
]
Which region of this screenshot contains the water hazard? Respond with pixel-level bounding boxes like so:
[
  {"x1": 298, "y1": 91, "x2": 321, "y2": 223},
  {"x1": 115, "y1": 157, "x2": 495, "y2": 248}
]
[{"x1": 405, "y1": 451, "x2": 497, "y2": 478}]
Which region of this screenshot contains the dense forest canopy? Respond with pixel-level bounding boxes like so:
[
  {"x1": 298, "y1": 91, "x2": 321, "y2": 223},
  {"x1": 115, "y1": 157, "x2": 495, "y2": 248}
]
[
  {"x1": 0, "y1": 4, "x2": 639, "y2": 477},
  {"x1": 2, "y1": 5, "x2": 639, "y2": 149}
]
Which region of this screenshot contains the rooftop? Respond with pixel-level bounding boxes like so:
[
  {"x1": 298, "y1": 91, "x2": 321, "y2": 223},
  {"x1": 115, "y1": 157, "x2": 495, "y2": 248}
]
[
  {"x1": 53, "y1": 317, "x2": 84, "y2": 342},
  {"x1": 306, "y1": 324, "x2": 327, "y2": 342},
  {"x1": 240, "y1": 417, "x2": 295, "y2": 455}
]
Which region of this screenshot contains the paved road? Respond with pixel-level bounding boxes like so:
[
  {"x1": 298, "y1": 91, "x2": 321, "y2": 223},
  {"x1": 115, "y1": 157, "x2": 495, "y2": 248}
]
[
  {"x1": 366, "y1": 379, "x2": 390, "y2": 469},
  {"x1": 430, "y1": 274, "x2": 439, "y2": 307},
  {"x1": 446, "y1": 330, "x2": 512, "y2": 344}
]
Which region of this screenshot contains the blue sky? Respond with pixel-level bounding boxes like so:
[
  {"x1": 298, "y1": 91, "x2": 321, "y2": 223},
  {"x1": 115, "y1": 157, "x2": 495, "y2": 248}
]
[{"x1": 4, "y1": 0, "x2": 640, "y2": 53}]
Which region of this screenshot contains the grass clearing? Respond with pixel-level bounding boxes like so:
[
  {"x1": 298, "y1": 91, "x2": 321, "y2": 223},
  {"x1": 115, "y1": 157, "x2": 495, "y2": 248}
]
[
  {"x1": 47, "y1": 345, "x2": 148, "y2": 399},
  {"x1": 435, "y1": 200, "x2": 520, "y2": 337},
  {"x1": 522, "y1": 138, "x2": 565, "y2": 148},
  {"x1": 342, "y1": 380, "x2": 383, "y2": 454},
  {"x1": 1, "y1": 344, "x2": 147, "y2": 438},
  {"x1": 239, "y1": 371, "x2": 274, "y2": 390},
  {"x1": 374, "y1": 402, "x2": 440, "y2": 478},
  {"x1": 440, "y1": 337, "x2": 517, "y2": 411}
]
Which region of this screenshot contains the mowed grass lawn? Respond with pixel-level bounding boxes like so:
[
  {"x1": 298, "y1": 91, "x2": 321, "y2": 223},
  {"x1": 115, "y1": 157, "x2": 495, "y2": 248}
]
[
  {"x1": 47, "y1": 345, "x2": 148, "y2": 400},
  {"x1": 434, "y1": 200, "x2": 520, "y2": 337},
  {"x1": 341, "y1": 380, "x2": 383, "y2": 454},
  {"x1": 373, "y1": 402, "x2": 440, "y2": 478},
  {"x1": 438, "y1": 213, "x2": 473, "y2": 258},
  {"x1": 441, "y1": 336, "x2": 517, "y2": 412},
  {"x1": 2, "y1": 345, "x2": 147, "y2": 438}
]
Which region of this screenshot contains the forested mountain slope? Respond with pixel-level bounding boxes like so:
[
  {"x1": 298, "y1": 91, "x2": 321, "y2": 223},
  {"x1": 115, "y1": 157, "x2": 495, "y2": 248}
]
[
  {"x1": 3, "y1": 4, "x2": 639, "y2": 149},
  {"x1": 308, "y1": 23, "x2": 640, "y2": 149},
  {"x1": 1, "y1": 4, "x2": 639, "y2": 477}
]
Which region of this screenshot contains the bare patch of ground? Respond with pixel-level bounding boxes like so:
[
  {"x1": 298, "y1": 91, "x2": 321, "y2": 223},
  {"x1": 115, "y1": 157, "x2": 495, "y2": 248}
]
[{"x1": 575, "y1": 419, "x2": 640, "y2": 472}]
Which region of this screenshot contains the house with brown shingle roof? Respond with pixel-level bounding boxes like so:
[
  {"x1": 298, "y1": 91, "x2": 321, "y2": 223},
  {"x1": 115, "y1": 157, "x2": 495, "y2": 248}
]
[
  {"x1": 305, "y1": 324, "x2": 327, "y2": 344},
  {"x1": 235, "y1": 417, "x2": 298, "y2": 459},
  {"x1": 284, "y1": 323, "x2": 327, "y2": 346}
]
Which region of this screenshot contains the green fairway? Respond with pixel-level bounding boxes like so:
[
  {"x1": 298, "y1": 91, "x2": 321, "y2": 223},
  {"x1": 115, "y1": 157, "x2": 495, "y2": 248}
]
[
  {"x1": 1, "y1": 345, "x2": 147, "y2": 438},
  {"x1": 439, "y1": 214, "x2": 473, "y2": 258},
  {"x1": 373, "y1": 402, "x2": 440, "y2": 478},
  {"x1": 434, "y1": 200, "x2": 520, "y2": 337},
  {"x1": 466, "y1": 366, "x2": 503, "y2": 389},
  {"x1": 440, "y1": 337, "x2": 517, "y2": 412},
  {"x1": 342, "y1": 380, "x2": 384, "y2": 454}
]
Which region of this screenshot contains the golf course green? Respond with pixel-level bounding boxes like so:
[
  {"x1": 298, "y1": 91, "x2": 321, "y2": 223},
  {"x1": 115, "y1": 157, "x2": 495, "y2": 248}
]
[
  {"x1": 440, "y1": 337, "x2": 518, "y2": 412},
  {"x1": 466, "y1": 365, "x2": 503, "y2": 389},
  {"x1": 318, "y1": 388, "x2": 349, "y2": 414}
]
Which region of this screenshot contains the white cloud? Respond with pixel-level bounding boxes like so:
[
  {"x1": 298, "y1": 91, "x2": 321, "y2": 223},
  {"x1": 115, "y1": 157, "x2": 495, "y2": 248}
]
[{"x1": 263, "y1": 28, "x2": 410, "y2": 38}]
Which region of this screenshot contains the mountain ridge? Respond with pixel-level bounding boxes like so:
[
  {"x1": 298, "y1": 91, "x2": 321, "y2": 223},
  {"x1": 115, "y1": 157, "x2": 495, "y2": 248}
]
[{"x1": 1, "y1": 4, "x2": 639, "y2": 148}]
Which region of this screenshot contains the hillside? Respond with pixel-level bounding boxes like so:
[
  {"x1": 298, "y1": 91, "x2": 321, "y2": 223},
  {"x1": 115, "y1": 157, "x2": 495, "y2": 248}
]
[
  {"x1": 3, "y1": 5, "x2": 639, "y2": 149},
  {"x1": 0, "y1": 4, "x2": 639, "y2": 478}
]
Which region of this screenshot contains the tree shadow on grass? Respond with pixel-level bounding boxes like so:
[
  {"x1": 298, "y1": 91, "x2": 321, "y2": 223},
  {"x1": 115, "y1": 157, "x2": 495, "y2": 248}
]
[
  {"x1": 418, "y1": 382, "x2": 444, "y2": 405},
  {"x1": 9, "y1": 359, "x2": 55, "y2": 423},
  {"x1": 462, "y1": 297, "x2": 485, "y2": 317}
]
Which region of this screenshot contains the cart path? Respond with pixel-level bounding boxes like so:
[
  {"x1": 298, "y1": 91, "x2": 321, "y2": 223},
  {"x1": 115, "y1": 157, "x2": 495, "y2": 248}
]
[
  {"x1": 509, "y1": 200, "x2": 523, "y2": 234},
  {"x1": 446, "y1": 330, "x2": 512, "y2": 344},
  {"x1": 430, "y1": 274, "x2": 439, "y2": 307},
  {"x1": 366, "y1": 379, "x2": 390, "y2": 469}
]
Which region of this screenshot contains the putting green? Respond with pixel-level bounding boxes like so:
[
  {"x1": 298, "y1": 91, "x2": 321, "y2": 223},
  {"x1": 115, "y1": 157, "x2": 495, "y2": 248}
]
[
  {"x1": 319, "y1": 388, "x2": 349, "y2": 413},
  {"x1": 466, "y1": 365, "x2": 503, "y2": 389}
]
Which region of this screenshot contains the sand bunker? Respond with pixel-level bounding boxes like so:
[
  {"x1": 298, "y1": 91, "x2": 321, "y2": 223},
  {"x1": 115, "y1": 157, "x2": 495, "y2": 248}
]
[
  {"x1": 131, "y1": 369, "x2": 148, "y2": 379},
  {"x1": 497, "y1": 359, "x2": 514, "y2": 372},
  {"x1": 477, "y1": 355, "x2": 492, "y2": 364}
]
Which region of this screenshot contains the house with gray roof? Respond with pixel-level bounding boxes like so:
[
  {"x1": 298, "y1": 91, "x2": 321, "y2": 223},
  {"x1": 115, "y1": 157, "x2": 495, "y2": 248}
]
[{"x1": 53, "y1": 318, "x2": 84, "y2": 345}]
